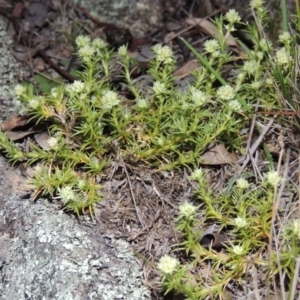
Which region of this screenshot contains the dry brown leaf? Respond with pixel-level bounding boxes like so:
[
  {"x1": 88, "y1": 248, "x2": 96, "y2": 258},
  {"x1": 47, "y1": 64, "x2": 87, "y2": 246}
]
[
  {"x1": 200, "y1": 144, "x2": 238, "y2": 165},
  {"x1": 34, "y1": 131, "x2": 51, "y2": 150},
  {"x1": 185, "y1": 17, "x2": 239, "y2": 48},
  {"x1": 200, "y1": 232, "x2": 230, "y2": 249},
  {"x1": 173, "y1": 59, "x2": 200, "y2": 78},
  {"x1": 13, "y1": 44, "x2": 39, "y2": 62},
  {"x1": 0, "y1": 115, "x2": 28, "y2": 131},
  {"x1": 7, "y1": 130, "x2": 40, "y2": 141}
]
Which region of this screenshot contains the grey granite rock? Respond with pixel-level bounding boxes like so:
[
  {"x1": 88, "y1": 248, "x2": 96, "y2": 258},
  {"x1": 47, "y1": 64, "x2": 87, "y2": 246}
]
[
  {"x1": 0, "y1": 18, "x2": 149, "y2": 300},
  {"x1": 74, "y1": 0, "x2": 163, "y2": 37}
]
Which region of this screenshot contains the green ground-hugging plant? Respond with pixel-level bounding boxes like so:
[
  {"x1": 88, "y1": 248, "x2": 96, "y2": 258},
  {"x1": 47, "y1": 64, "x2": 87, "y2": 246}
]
[
  {"x1": 155, "y1": 1, "x2": 300, "y2": 299},
  {"x1": 0, "y1": 0, "x2": 298, "y2": 297},
  {"x1": 157, "y1": 169, "x2": 300, "y2": 299},
  {"x1": 0, "y1": 1, "x2": 298, "y2": 215}
]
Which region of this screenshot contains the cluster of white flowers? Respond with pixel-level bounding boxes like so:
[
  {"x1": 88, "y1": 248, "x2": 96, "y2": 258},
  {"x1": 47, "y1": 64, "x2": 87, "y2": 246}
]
[
  {"x1": 228, "y1": 99, "x2": 241, "y2": 112},
  {"x1": 101, "y1": 90, "x2": 120, "y2": 110},
  {"x1": 203, "y1": 39, "x2": 220, "y2": 54},
  {"x1": 275, "y1": 47, "x2": 292, "y2": 66},
  {"x1": 279, "y1": 32, "x2": 291, "y2": 44},
  {"x1": 225, "y1": 9, "x2": 241, "y2": 24},
  {"x1": 250, "y1": 81, "x2": 262, "y2": 90},
  {"x1": 77, "y1": 179, "x2": 87, "y2": 189},
  {"x1": 236, "y1": 178, "x2": 250, "y2": 189},
  {"x1": 57, "y1": 185, "x2": 76, "y2": 203},
  {"x1": 250, "y1": 0, "x2": 264, "y2": 9},
  {"x1": 65, "y1": 80, "x2": 85, "y2": 95},
  {"x1": 78, "y1": 44, "x2": 95, "y2": 59},
  {"x1": 190, "y1": 168, "x2": 204, "y2": 181},
  {"x1": 217, "y1": 85, "x2": 235, "y2": 100},
  {"x1": 136, "y1": 98, "x2": 149, "y2": 109},
  {"x1": 243, "y1": 60, "x2": 258, "y2": 75},
  {"x1": 234, "y1": 216, "x2": 248, "y2": 228},
  {"x1": 152, "y1": 44, "x2": 174, "y2": 64},
  {"x1": 179, "y1": 202, "x2": 198, "y2": 218},
  {"x1": 264, "y1": 170, "x2": 281, "y2": 187},
  {"x1": 28, "y1": 98, "x2": 40, "y2": 109},
  {"x1": 189, "y1": 87, "x2": 210, "y2": 106},
  {"x1": 259, "y1": 38, "x2": 272, "y2": 52},
  {"x1": 118, "y1": 45, "x2": 128, "y2": 57},
  {"x1": 156, "y1": 137, "x2": 165, "y2": 146},
  {"x1": 232, "y1": 245, "x2": 244, "y2": 255},
  {"x1": 92, "y1": 37, "x2": 107, "y2": 49},
  {"x1": 75, "y1": 35, "x2": 108, "y2": 62},
  {"x1": 157, "y1": 255, "x2": 180, "y2": 275},
  {"x1": 46, "y1": 136, "x2": 59, "y2": 150},
  {"x1": 75, "y1": 35, "x2": 91, "y2": 48},
  {"x1": 14, "y1": 84, "x2": 27, "y2": 98},
  {"x1": 290, "y1": 219, "x2": 300, "y2": 240},
  {"x1": 152, "y1": 81, "x2": 167, "y2": 95}
]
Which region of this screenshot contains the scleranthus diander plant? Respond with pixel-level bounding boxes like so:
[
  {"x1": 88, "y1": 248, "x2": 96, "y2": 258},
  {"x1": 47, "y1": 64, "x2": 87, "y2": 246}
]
[
  {"x1": 158, "y1": 169, "x2": 300, "y2": 299},
  {"x1": 0, "y1": 9, "x2": 261, "y2": 213}
]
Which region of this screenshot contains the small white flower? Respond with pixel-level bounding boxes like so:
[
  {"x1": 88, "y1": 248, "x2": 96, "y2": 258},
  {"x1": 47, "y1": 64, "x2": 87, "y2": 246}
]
[
  {"x1": 157, "y1": 255, "x2": 180, "y2": 275},
  {"x1": 46, "y1": 137, "x2": 58, "y2": 150},
  {"x1": 265, "y1": 77, "x2": 273, "y2": 86},
  {"x1": 75, "y1": 35, "x2": 91, "y2": 48},
  {"x1": 136, "y1": 98, "x2": 149, "y2": 109},
  {"x1": 275, "y1": 47, "x2": 292, "y2": 66},
  {"x1": 179, "y1": 202, "x2": 198, "y2": 218},
  {"x1": 234, "y1": 216, "x2": 248, "y2": 228},
  {"x1": 77, "y1": 44, "x2": 95, "y2": 59},
  {"x1": 152, "y1": 81, "x2": 167, "y2": 95},
  {"x1": 256, "y1": 51, "x2": 264, "y2": 60},
  {"x1": 14, "y1": 84, "x2": 26, "y2": 98},
  {"x1": 29, "y1": 98, "x2": 40, "y2": 109},
  {"x1": 181, "y1": 101, "x2": 190, "y2": 110},
  {"x1": 250, "y1": 81, "x2": 262, "y2": 90},
  {"x1": 123, "y1": 108, "x2": 131, "y2": 120},
  {"x1": 102, "y1": 90, "x2": 120, "y2": 110},
  {"x1": 228, "y1": 99, "x2": 241, "y2": 112},
  {"x1": 152, "y1": 44, "x2": 174, "y2": 64},
  {"x1": 156, "y1": 137, "x2": 165, "y2": 146},
  {"x1": 92, "y1": 38, "x2": 107, "y2": 49},
  {"x1": 77, "y1": 179, "x2": 86, "y2": 189},
  {"x1": 259, "y1": 38, "x2": 272, "y2": 52},
  {"x1": 236, "y1": 178, "x2": 250, "y2": 189},
  {"x1": 189, "y1": 87, "x2": 209, "y2": 106},
  {"x1": 190, "y1": 168, "x2": 204, "y2": 181},
  {"x1": 217, "y1": 85, "x2": 235, "y2": 100},
  {"x1": 279, "y1": 32, "x2": 291, "y2": 44},
  {"x1": 118, "y1": 45, "x2": 128, "y2": 57},
  {"x1": 204, "y1": 39, "x2": 220, "y2": 53},
  {"x1": 51, "y1": 87, "x2": 59, "y2": 98},
  {"x1": 291, "y1": 219, "x2": 300, "y2": 240},
  {"x1": 265, "y1": 170, "x2": 281, "y2": 187},
  {"x1": 243, "y1": 60, "x2": 258, "y2": 75},
  {"x1": 65, "y1": 80, "x2": 85, "y2": 95},
  {"x1": 250, "y1": 0, "x2": 264, "y2": 9},
  {"x1": 225, "y1": 9, "x2": 241, "y2": 24},
  {"x1": 57, "y1": 185, "x2": 76, "y2": 203},
  {"x1": 232, "y1": 245, "x2": 244, "y2": 255},
  {"x1": 211, "y1": 50, "x2": 221, "y2": 58}
]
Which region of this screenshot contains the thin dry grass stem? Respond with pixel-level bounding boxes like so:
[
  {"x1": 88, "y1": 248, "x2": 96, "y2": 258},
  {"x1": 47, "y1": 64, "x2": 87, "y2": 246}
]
[
  {"x1": 251, "y1": 265, "x2": 262, "y2": 300},
  {"x1": 270, "y1": 147, "x2": 290, "y2": 300},
  {"x1": 290, "y1": 257, "x2": 300, "y2": 300},
  {"x1": 239, "y1": 119, "x2": 274, "y2": 173},
  {"x1": 118, "y1": 152, "x2": 144, "y2": 227}
]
